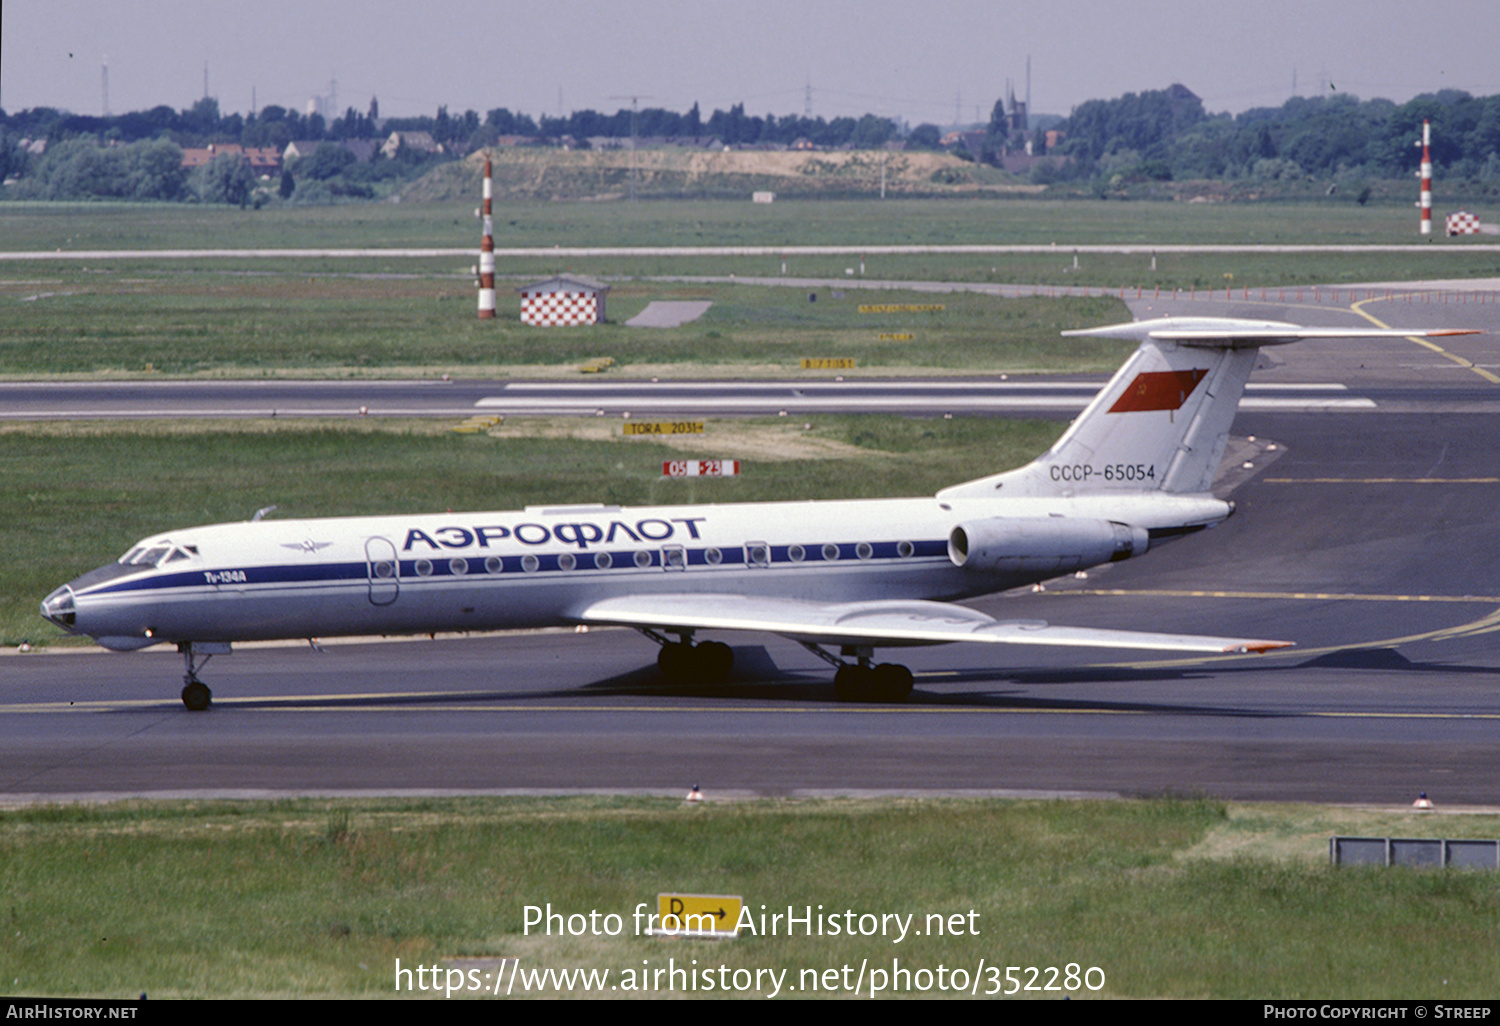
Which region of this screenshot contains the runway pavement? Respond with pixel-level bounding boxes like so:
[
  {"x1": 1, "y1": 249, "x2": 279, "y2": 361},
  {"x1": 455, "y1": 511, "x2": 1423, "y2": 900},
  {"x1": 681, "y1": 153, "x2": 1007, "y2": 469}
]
[{"x1": 3, "y1": 292, "x2": 1498, "y2": 805}]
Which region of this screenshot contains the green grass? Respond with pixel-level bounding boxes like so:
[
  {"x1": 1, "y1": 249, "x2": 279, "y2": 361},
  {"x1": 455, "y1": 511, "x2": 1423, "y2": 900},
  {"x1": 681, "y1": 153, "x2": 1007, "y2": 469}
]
[
  {"x1": 2, "y1": 796, "x2": 1496, "y2": 998},
  {"x1": 5, "y1": 196, "x2": 1500, "y2": 251},
  {"x1": 4, "y1": 197, "x2": 1497, "y2": 381},
  {"x1": 0, "y1": 268, "x2": 1130, "y2": 376},
  {"x1": 4, "y1": 415, "x2": 1067, "y2": 647},
  {"x1": 12, "y1": 253, "x2": 1498, "y2": 380}
]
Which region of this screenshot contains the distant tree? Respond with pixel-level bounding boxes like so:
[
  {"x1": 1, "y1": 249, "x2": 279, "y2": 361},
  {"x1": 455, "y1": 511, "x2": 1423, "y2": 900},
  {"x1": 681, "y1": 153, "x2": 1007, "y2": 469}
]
[
  {"x1": 299, "y1": 141, "x2": 355, "y2": 180},
  {"x1": 26, "y1": 137, "x2": 118, "y2": 199},
  {"x1": 0, "y1": 127, "x2": 28, "y2": 181},
  {"x1": 851, "y1": 114, "x2": 897, "y2": 148},
  {"x1": 122, "y1": 138, "x2": 186, "y2": 200},
  {"x1": 181, "y1": 96, "x2": 221, "y2": 139},
  {"x1": 486, "y1": 107, "x2": 540, "y2": 137},
  {"x1": 193, "y1": 151, "x2": 255, "y2": 206},
  {"x1": 908, "y1": 123, "x2": 942, "y2": 149}
]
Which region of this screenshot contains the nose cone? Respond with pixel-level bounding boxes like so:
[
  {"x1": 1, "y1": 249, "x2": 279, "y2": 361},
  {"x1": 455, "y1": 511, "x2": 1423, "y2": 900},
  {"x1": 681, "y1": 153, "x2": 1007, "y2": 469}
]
[
  {"x1": 41, "y1": 562, "x2": 162, "y2": 650},
  {"x1": 41, "y1": 585, "x2": 77, "y2": 631}
]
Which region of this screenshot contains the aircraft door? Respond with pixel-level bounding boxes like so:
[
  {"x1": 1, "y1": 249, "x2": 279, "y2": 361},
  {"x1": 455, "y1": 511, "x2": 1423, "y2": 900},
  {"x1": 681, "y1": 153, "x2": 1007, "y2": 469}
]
[{"x1": 365, "y1": 536, "x2": 400, "y2": 606}]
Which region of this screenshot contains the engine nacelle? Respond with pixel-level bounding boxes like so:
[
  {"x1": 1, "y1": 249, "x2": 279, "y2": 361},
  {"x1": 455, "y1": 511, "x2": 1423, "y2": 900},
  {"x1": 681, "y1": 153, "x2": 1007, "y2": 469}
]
[{"x1": 947, "y1": 517, "x2": 1149, "y2": 575}]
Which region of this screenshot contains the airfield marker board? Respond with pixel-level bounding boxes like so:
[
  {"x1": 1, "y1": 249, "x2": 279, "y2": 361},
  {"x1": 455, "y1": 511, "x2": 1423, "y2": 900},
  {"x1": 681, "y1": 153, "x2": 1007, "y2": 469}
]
[
  {"x1": 663, "y1": 460, "x2": 739, "y2": 477},
  {"x1": 653, "y1": 893, "x2": 743, "y2": 938}
]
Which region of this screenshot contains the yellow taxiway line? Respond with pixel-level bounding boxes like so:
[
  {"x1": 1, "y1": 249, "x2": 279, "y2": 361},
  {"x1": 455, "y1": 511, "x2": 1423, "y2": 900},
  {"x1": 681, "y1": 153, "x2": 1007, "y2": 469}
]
[{"x1": 1351, "y1": 297, "x2": 1500, "y2": 384}]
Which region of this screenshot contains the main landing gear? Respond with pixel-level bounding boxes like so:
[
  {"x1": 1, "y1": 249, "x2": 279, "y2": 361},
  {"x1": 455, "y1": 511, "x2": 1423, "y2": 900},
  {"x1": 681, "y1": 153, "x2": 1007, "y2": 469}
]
[
  {"x1": 639, "y1": 629, "x2": 914, "y2": 703},
  {"x1": 832, "y1": 661, "x2": 914, "y2": 703},
  {"x1": 807, "y1": 644, "x2": 914, "y2": 703},
  {"x1": 641, "y1": 629, "x2": 735, "y2": 684},
  {"x1": 178, "y1": 641, "x2": 230, "y2": 711}
]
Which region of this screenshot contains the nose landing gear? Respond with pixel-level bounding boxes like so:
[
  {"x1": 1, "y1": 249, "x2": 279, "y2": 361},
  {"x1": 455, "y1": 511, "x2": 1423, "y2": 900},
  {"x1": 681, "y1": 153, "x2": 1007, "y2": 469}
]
[{"x1": 177, "y1": 641, "x2": 231, "y2": 711}]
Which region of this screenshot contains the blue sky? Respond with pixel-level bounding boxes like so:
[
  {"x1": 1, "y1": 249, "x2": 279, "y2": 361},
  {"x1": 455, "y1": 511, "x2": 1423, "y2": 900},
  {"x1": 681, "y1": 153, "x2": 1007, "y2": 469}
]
[{"x1": 5, "y1": 0, "x2": 1499, "y2": 125}]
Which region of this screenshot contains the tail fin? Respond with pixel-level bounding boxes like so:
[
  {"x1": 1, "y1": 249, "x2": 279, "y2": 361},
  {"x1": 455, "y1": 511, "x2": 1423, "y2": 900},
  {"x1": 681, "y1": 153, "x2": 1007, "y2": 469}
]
[{"x1": 938, "y1": 317, "x2": 1479, "y2": 501}]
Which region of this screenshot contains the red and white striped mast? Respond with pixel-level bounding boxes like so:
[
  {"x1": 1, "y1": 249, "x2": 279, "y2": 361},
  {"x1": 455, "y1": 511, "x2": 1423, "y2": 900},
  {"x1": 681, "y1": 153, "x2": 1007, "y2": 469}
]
[
  {"x1": 1417, "y1": 120, "x2": 1432, "y2": 236},
  {"x1": 478, "y1": 154, "x2": 496, "y2": 318}
]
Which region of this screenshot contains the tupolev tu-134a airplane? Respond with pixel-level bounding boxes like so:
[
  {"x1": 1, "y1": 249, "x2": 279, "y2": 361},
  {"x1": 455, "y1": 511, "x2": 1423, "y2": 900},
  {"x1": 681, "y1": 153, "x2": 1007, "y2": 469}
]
[{"x1": 42, "y1": 317, "x2": 1479, "y2": 710}]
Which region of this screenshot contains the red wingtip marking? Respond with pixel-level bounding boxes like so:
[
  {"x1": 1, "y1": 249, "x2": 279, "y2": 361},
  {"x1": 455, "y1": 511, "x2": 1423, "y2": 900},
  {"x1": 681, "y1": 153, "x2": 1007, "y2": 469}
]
[{"x1": 1233, "y1": 640, "x2": 1296, "y2": 654}]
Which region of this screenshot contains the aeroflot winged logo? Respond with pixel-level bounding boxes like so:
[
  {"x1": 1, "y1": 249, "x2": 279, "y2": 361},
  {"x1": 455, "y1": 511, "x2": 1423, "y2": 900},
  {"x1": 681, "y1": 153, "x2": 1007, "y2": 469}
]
[
  {"x1": 1108, "y1": 369, "x2": 1209, "y2": 413},
  {"x1": 281, "y1": 540, "x2": 334, "y2": 554}
]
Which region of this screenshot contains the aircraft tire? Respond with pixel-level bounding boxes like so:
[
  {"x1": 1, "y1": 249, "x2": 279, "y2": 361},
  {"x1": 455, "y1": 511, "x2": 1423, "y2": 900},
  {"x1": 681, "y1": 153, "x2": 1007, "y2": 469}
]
[
  {"x1": 657, "y1": 642, "x2": 694, "y2": 683},
  {"x1": 696, "y1": 641, "x2": 734, "y2": 682},
  {"x1": 181, "y1": 681, "x2": 212, "y2": 712},
  {"x1": 871, "y1": 663, "x2": 914, "y2": 703},
  {"x1": 833, "y1": 664, "x2": 875, "y2": 702}
]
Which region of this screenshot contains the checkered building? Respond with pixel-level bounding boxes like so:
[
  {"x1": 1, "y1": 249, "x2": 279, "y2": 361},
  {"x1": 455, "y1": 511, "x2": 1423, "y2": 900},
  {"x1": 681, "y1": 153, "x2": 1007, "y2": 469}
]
[
  {"x1": 517, "y1": 275, "x2": 610, "y2": 326},
  {"x1": 1446, "y1": 211, "x2": 1481, "y2": 236}
]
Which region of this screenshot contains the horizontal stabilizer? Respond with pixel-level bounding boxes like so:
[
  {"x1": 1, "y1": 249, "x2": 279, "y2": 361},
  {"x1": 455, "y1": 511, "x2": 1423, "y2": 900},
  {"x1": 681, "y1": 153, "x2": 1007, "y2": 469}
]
[
  {"x1": 574, "y1": 593, "x2": 1292, "y2": 654},
  {"x1": 1063, "y1": 317, "x2": 1481, "y2": 349}
]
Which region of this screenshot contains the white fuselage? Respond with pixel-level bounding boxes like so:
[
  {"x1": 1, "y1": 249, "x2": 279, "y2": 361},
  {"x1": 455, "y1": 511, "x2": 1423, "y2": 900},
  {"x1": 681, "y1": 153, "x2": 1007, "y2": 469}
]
[{"x1": 46, "y1": 491, "x2": 1230, "y2": 651}]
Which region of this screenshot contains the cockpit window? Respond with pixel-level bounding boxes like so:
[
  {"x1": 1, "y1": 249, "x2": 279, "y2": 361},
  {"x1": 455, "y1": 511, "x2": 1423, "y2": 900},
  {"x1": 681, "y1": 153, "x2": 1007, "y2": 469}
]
[
  {"x1": 134, "y1": 545, "x2": 172, "y2": 566},
  {"x1": 120, "y1": 543, "x2": 194, "y2": 568}
]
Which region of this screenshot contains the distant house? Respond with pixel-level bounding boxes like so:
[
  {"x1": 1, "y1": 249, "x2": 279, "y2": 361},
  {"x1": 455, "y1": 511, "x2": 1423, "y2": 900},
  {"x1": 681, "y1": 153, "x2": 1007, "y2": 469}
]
[
  {"x1": 940, "y1": 131, "x2": 986, "y2": 154},
  {"x1": 181, "y1": 143, "x2": 237, "y2": 169},
  {"x1": 342, "y1": 139, "x2": 379, "y2": 163},
  {"x1": 180, "y1": 143, "x2": 278, "y2": 176},
  {"x1": 517, "y1": 274, "x2": 610, "y2": 327},
  {"x1": 284, "y1": 139, "x2": 379, "y2": 164},
  {"x1": 381, "y1": 131, "x2": 443, "y2": 158},
  {"x1": 242, "y1": 147, "x2": 282, "y2": 176}
]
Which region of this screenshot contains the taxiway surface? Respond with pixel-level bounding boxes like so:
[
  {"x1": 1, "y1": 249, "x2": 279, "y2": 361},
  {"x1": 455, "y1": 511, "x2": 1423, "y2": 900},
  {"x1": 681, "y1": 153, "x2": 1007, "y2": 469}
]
[{"x1": 4, "y1": 295, "x2": 1498, "y2": 804}]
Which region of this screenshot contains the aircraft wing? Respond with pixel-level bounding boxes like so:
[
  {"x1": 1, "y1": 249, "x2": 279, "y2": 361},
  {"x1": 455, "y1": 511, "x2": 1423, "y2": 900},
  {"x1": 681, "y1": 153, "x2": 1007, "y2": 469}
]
[{"x1": 572, "y1": 594, "x2": 1292, "y2": 654}]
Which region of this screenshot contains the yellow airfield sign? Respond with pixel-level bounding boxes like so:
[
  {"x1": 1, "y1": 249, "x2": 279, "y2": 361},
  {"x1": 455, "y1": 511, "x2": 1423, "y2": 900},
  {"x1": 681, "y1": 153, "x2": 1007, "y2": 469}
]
[
  {"x1": 623, "y1": 421, "x2": 705, "y2": 435},
  {"x1": 655, "y1": 893, "x2": 743, "y2": 937}
]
